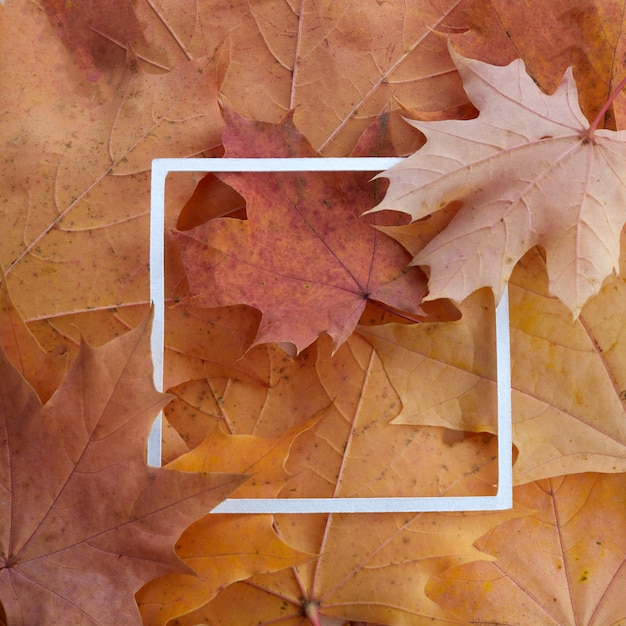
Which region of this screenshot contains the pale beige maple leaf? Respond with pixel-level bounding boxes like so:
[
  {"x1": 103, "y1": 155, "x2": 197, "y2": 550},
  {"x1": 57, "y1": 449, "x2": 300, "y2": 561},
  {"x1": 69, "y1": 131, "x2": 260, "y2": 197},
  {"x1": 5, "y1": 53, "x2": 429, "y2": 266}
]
[{"x1": 367, "y1": 41, "x2": 626, "y2": 316}]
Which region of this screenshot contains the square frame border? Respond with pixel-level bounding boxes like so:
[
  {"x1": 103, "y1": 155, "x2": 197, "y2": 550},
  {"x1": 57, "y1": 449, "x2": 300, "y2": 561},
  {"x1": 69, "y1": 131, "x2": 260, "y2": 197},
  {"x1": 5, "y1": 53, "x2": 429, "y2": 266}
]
[{"x1": 149, "y1": 157, "x2": 512, "y2": 513}]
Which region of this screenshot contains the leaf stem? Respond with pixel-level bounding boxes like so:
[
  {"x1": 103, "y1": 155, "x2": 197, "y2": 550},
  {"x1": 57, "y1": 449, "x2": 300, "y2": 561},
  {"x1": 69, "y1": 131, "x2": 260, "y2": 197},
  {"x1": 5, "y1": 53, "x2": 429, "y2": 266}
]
[
  {"x1": 303, "y1": 600, "x2": 322, "y2": 626},
  {"x1": 587, "y1": 74, "x2": 626, "y2": 139}
]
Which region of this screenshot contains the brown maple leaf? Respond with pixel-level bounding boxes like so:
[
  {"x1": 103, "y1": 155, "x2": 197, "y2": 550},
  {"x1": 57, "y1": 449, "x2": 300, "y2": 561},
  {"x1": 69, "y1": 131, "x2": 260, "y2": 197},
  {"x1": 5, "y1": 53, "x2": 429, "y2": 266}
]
[
  {"x1": 451, "y1": 0, "x2": 626, "y2": 129},
  {"x1": 0, "y1": 0, "x2": 224, "y2": 371},
  {"x1": 0, "y1": 314, "x2": 244, "y2": 626},
  {"x1": 368, "y1": 42, "x2": 626, "y2": 316},
  {"x1": 0, "y1": 273, "x2": 67, "y2": 404},
  {"x1": 174, "y1": 109, "x2": 427, "y2": 354}
]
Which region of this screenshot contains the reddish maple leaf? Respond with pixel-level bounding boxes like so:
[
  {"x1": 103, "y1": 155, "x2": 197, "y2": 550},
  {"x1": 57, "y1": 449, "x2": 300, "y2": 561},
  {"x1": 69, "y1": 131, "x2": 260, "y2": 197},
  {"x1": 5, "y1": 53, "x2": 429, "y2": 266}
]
[
  {"x1": 0, "y1": 314, "x2": 244, "y2": 626},
  {"x1": 174, "y1": 109, "x2": 427, "y2": 353},
  {"x1": 368, "y1": 42, "x2": 626, "y2": 316}
]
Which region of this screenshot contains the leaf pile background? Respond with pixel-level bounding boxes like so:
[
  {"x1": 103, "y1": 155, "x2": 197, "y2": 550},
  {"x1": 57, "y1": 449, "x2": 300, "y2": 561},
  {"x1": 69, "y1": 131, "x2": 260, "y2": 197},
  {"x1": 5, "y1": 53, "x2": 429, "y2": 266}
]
[{"x1": 1, "y1": 1, "x2": 626, "y2": 625}]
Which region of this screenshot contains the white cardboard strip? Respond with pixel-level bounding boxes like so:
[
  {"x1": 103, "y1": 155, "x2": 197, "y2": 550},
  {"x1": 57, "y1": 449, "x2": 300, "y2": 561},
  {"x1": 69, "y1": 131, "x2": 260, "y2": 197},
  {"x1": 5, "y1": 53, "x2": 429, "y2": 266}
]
[{"x1": 149, "y1": 158, "x2": 513, "y2": 513}]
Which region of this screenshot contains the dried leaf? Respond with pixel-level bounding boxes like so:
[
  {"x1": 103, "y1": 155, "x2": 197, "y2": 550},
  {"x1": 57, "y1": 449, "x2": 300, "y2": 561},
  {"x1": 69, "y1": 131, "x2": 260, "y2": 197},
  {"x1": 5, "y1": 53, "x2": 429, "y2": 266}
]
[
  {"x1": 138, "y1": 417, "x2": 320, "y2": 625},
  {"x1": 159, "y1": 329, "x2": 517, "y2": 625},
  {"x1": 368, "y1": 43, "x2": 626, "y2": 315},
  {"x1": 175, "y1": 109, "x2": 426, "y2": 353},
  {"x1": 0, "y1": 314, "x2": 244, "y2": 625},
  {"x1": 362, "y1": 248, "x2": 626, "y2": 483},
  {"x1": 0, "y1": 274, "x2": 66, "y2": 403},
  {"x1": 41, "y1": 0, "x2": 148, "y2": 81},
  {"x1": 214, "y1": 0, "x2": 471, "y2": 155},
  {"x1": 451, "y1": 0, "x2": 626, "y2": 129},
  {"x1": 427, "y1": 472, "x2": 626, "y2": 625},
  {"x1": 0, "y1": 0, "x2": 223, "y2": 357}
]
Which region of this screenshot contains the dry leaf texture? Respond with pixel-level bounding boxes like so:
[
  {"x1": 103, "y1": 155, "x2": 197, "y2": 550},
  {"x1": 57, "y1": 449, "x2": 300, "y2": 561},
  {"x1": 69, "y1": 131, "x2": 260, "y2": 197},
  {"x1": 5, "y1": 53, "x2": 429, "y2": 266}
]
[
  {"x1": 427, "y1": 473, "x2": 626, "y2": 625},
  {"x1": 0, "y1": 315, "x2": 244, "y2": 625},
  {"x1": 137, "y1": 417, "x2": 318, "y2": 625},
  {"x1": 451, "y1": 0, "x2": 626, "y2": 129},
  {"x1": 175, "y1": 110, "x2": 426, "y2": 353},
  {"x1": 369, "y1": 42, "x2": 626, "y2": 315},
  {"x1": 362, "y1": 248, "x2": 626, "y2": 483}
]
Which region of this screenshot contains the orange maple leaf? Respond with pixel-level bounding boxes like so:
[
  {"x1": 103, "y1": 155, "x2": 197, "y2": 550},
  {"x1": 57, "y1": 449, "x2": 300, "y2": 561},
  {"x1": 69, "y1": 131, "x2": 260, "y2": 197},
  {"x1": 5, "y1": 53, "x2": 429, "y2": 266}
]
[
  {"x1": 138, "y1": 416, "x2": 321, "y2": 625},
  {"x1": 368, "y1": 42, "x2": 626, "y2": 316},
  {"x1": 451, "y1": 0, "x2": 626, "y2": 129},
  {"x1": 427, "y1": 472, "x2": 626, "y2": 625},
  {"x1": 0, "y1": 315, "x2": 244, "y2": 626}
]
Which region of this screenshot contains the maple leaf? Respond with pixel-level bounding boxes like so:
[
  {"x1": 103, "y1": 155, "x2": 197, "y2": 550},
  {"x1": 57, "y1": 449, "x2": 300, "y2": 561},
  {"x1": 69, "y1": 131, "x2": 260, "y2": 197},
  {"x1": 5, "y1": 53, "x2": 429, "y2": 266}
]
[
  {"x1": 0, "y1": 274, "x2": 67, "y2": 404},
  {"x1": 175, "y1": 460, "x2": 517, "y2": 626},
  {"x1": 0, "y1": 0, "x2": 469, "y2": 389},
  {"x1": 0, "y1": 314, "x2": 245, "y2": 626},
  {"x1": 0, "y1": 0, "x2": 224, "y2": 363},
  {"x1": 162, "y1": 341, "x2": 330, "y2": 451},
  {"x1": 451, "y1": 0, "x2": 626, "y2": 129},
  {"x1": 427, "y1": 472, "x2": 626, "y2": 625},
  {"x1": 214, "y1": 0, "x2": 472, "y2": 155},
  {"x1": 361, "y1": 246, "x2": 626, "y2": 483},
  {"x1": 174, "y1": 109, "x2": 427, "y2": 353},
  {"x1": 367, "y1": 42, "x2": 626, "y2": 316},
  {"x1": 138, "y1": 417, "x2": 319, "y2": 625},
  {"x1": 156, "y1": 331, "x2": 516, "y2": 625}
]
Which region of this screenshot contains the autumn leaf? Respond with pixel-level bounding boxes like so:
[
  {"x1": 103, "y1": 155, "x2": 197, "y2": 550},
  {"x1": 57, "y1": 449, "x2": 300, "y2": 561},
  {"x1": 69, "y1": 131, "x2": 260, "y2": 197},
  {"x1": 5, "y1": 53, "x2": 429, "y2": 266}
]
[
  {"x1": 40, "y1": 0, "x2": 148, "y2": 82},
  {"x1": 5, "y1": 2, "x2": 626, "y2": 625},
  {"x1": 0, "y1": 0, "x2": 223, "y2": 359},
  {"x1": 451, "y1": 0, "x2": 626, "y2": 129},
  {"x1": 162, "y1": 341, "x2": 329, "y2": 451},
  {"x1": 156, "y1": 330, "x2": 515, "y2": 625},
  {"x1": 174, "y1": 458, "x2": 516, "y2": 626},
  {"x1": 162, "y1": 305, "x2": 268, "y2": 391},
  {"x1": 138, "y1": 416, "x2": 320, "y2": 625},
  {"x1": 174, "y1": 109, "x2": 427, "y2": 353},
  {"x1": 0, "y1": 0, "x2": 465, "y2": 387},
  {"x1": 361, "y1": 247, "x2": 626, "y2": 483},
  {"x1": 368, "y1": 42, "x2": 626, "y2": 316},
  {"x1": 0, "y1": 313, "x2": 244, "y2": 626},
  {"x1": 162, "y1": 325, "x2": 499, "y2": 500},
  {"x1": 214, "y1": 0, "x2": 472, "y2": 155},
  {"x1": 138, "y1": 515, "x2": 311, "y2": 626},
  {"x1": 358, "y1": 288, "x2": 498, "y2": 434},
  {"x1": 282, "y1": 333, "x2": 498, "y2": 500},
  {"x1": 0, "y1": 272, "x2": 67, "y2": 403},
  {"x1": 427, "y1": 472, "x2": 626, "y2": 625}
]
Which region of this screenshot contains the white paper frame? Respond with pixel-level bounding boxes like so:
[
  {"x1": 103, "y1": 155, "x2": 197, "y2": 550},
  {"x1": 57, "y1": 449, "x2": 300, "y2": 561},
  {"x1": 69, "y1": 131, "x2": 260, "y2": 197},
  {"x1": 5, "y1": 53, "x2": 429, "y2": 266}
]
[{"x1": 149, "y1": 157, "x2": 512, "y2": 513}]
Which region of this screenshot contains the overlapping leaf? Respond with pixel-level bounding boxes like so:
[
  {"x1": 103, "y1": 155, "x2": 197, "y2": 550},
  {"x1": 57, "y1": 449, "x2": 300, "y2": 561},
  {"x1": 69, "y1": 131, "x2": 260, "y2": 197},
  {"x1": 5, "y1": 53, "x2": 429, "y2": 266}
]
[
  {"x1": 451, "y1": 0, "x2": 626, "y2": 129},
  {"x1": 0, "y1": 0, "x2": 471, "y2": 391},
  {"x1": 0, "y1": 0, "x2": 223, "y2": 363},
  {"x1": 174, "y1": 109, "x2": 427, "y2": 353},
  {"x1": 3, "y1": 2, "x2": 626, "y2": 625},
  {"x1": 0, "y1": 275, "x2": 67, "y2": 403},
  {"x1": 214, "y1": 0, "x2": 472, "y2": 155},
  {"x1": 361, "y1": 248, "x2": 626, "y2": 483},
  {"x1": 155, "y1": 332, "x2": 517, "y2": 625},
  {"x1": 137, "y1": 418, "x2": 319, "y2": 625},
  {"x1": 427, "y1": 473, "x2": 626, "y2": 625},
  {"x1": 0, "y1": 314, "x2": 244, "y2": 625},
  {"x1": 368, "y1": 43, "x2": 626, "y2": 316}
]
